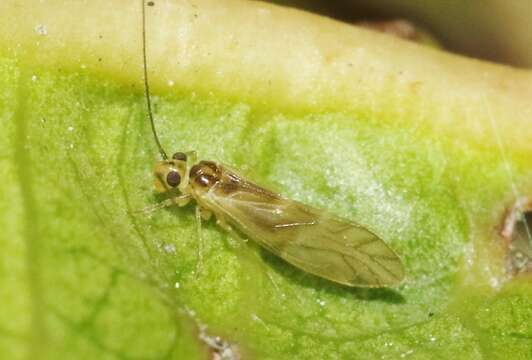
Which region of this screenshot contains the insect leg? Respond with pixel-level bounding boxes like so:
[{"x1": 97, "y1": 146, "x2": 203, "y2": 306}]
[
  {"x1": 195, "y1": 205, "x2": 204, "y2": 277},
  {"x1": 199, "y1": 207, "x2": 213, "y2": 221},
  {"x1": 216, "y1": 215, "x2": 281, "y2": 292},
  {"x1": 136, "y1": 194, "x2": 192, "y2": 215},
  {"x1": 215, "y1": 216, "x2": 233, "y2": 233},
  {"x1": 215, "y1": 216, "x2": 250, "y2": 246},
  {"x1": 215, "y1": 215, "x2": 252, "y2": 249}
]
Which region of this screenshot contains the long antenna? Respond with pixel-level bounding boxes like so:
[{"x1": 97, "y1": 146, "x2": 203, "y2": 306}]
[{"x1": 142, "y1": 0, "x2": 168, "y2": 160}]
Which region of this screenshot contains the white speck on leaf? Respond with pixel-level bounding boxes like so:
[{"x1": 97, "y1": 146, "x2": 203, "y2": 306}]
[
  {"x1": 163, "y1": 243, "x2": 176, "y2": 254},
  {"x1": 198, "y1": 325, "x2": 240, "y2": 360},
  {"x1": 251, "y1": 313, "x2": 269, "y2": 330},
  {"x1": 31, "y1": 75, "x2": 37, "y2": 82},
  {"x1": 400, "y1": 350, "x2": 414, "y2": 358},
  {"x1": 185, "y1": 306, "x2": 196, "y2": 318},
  {"x1": 174, "y1": 282, "x2": 180, "y2": 289},
  {"x1": 35, "y1": 24, "x2": 48, "y2": 36}
]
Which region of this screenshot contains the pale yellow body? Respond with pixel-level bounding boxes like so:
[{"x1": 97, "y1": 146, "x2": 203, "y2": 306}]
[{"x1": 153, "y1": 152, "x2": 405, "y2": 288}]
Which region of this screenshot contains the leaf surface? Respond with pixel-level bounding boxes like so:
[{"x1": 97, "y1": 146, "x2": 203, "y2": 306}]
[{"x1": 0, "y1": 1, "x2": 531, "y2": 359}]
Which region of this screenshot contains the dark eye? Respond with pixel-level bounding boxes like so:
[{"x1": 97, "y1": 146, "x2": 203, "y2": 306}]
[
  {"x1": 172, "y1": 152, "x2": 187, "y2": 161},
  {"x1": 166, "y1": 171, "x2": 181, "y2": 187}
]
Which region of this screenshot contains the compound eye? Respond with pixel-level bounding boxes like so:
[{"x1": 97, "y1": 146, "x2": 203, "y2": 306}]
[
  {"x1": 166, "y1": 170, "x2": 181, "y2": 187},
  {"x1": 172, "y1": 152, "x2": 187, "y2": 161}
]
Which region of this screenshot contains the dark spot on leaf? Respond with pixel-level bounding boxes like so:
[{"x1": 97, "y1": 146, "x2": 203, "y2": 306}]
[
  {"x1": 147, "y1": 1, "x2": 155, "y2": 6},
  {"x1": 501, "y1": 197, "x2": 532, "y2": 275}
]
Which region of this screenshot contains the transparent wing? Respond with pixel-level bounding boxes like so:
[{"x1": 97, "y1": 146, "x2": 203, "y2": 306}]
[{"x1": 205, "y1": 175, "x2": 405, "y2": 287}]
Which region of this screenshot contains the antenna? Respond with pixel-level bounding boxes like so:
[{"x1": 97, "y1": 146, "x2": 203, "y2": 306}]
[{"x1": 141, "y1": 0, "x2": 168, "y2": 160}]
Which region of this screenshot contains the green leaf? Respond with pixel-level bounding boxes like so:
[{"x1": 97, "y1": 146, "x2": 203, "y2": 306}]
[{"x1": 1, "y1": 1, "x2": 531, "y2": 359}]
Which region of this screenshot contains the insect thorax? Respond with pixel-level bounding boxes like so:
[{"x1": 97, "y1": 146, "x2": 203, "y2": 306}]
[{"x1": 189, "y1": 161, "x2": 222, "y2": 190}]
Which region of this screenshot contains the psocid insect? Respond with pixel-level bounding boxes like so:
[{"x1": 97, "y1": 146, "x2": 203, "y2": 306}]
[{"x1": 141, "y1": 0, "x2": 404, "y2": 287}]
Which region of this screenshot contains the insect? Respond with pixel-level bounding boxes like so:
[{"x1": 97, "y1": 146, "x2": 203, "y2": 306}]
[{"x1": 140, "y1": 1, "x2": 404, "y2": 287}]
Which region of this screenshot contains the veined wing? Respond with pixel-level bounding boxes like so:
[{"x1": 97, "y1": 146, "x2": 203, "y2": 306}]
[{"x1": 204, "y1": 172, "x2": 405, "y2": 287}]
